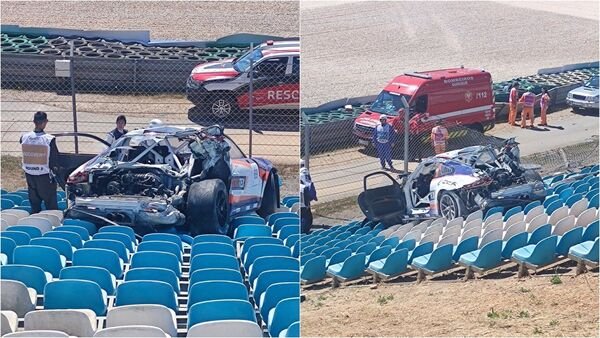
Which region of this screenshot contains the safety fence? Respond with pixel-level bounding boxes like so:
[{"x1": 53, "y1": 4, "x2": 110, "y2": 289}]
[{"x1": 0, "y1": 33, "x2": 299, "y2": 165}]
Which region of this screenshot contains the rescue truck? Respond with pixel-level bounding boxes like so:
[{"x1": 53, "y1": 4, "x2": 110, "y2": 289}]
[
  {"x1": 353, "y1": 67, "x2": 495, "y2": 147},
  {"x1": 186, "y1": 40, "x2": 299, "y2": 119}
]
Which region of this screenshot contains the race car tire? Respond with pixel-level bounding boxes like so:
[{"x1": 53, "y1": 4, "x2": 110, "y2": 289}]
[
  {"x1": 438, "y1": 190, "x2": 466, "y2": 220},
  {"x1": 186, "y1": 179, "x2": 230, "y2": 236},
  {"x1": 206, "y1": 95, "x2": 239, "y2": 119},
  {"x1": 257, "y1": 172, "x2": 278, "y2": 219}
]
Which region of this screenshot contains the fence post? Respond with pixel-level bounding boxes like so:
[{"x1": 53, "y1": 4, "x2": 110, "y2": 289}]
[
  {"x1": 303, "y1": 112, "x2": 310, "y2": 170},
  {"x1": 401, "y1": 97, "x2": 410, "y2": 174},
  {"x1": 69, "y1": 40, "x2": 79, "y2": 154},
  {"x1": 248, "y1": 42, "x2": 254, "y2": 158}
]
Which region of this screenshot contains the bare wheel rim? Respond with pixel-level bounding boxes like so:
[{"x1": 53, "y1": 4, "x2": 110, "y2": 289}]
[
  {"x1": 211, "y1": 99, "x2": 231, "y2": 118},
  {"x1": 440, "y1": 194, "x2": 457, "y2": 220}
]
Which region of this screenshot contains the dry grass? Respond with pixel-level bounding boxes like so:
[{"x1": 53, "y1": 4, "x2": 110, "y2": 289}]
[
  {"x1": 302, "y1": 271, "x2": 599, "y2": 337},
  {"x1": 0, "y1": 155, "x2": 26, "y2": 191}
]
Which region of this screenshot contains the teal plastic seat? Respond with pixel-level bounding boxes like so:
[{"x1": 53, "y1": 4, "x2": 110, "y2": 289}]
[
  {"x1": 14, "y1": 245, "x2": 65, "y2": 278},
  {"x1": 244, "y1": 244, "x2": 291, "y2": 270},
  {"x1": 284, "y1": 234, "x2": 300, "y2": 248},
  {"x1": 326, "y1": 248, "x2": 351, "y2": 267},
  {"x1": 272, "y1": 217, "x2": 300, "y2": 233},
  {"x1": 266, "y1": 212, "x2": 298, "y2": 227},
  {"x1": 501, "y1": 232, "x2": 528, "y2": 259},
  {"x1": 63, "y1": 219, "x2": 97, "y2": 235},
  {"x1": 512, "y1": 235, "x2": 557, "y2": 267},
  {"x1": 188, "y1": 280, "x2": 248, "y2": 306},
  {"x1": 125, "y1": 267, "x2": 180, "y2": 294},
  {"x1": 559, "y1": 188, "x2": 574, "y2": 203},
  {"x1": 408, "y1": 242, "x2": 434, "y2": 264},
  {"x1": 59, "y1": 266, "x2": 116, "y2": 295},
  {"x1": 190, "y1": 268, "x2": 243, "y2": 286},
  {"x1": 503, "y1": 206, "x2": 522, "y2": 221},
  {"x1": 83, "y1": 239, "x2": 129, "y2": 262},
  {"x1": 44, "y1": 230, "x2": 83, "y2": 249},
  {"x1": 1, "y1": 198, "x2": 15, "y2": 210},
  {"x1": 138, "y1": 241, "x2": 182, "y2": 262},
  {"x1": 6, "y1": 225, "x2": 42, "y2": 239},
  {"x1": 44, "y1": 280, "x2": 107, "y2": 315},
  {"x1": 545, "y1": 199, "x2": 563, "y2": 216},
  {"x1": 556, "y1": 227, "x2": 583, "y2": 256},
  {"x1": 268, "y1": 297, "x2": 299, "y2": 337},
  {"x1": 412, "y1": 243, "x2": 454, "y2": 275},
  {"x1": 130, "y1": 251, "x2": 181, "y2": 277},
  {"x1": 0, "y1": 237, "x2": 16, "y2": 264},
  {"x1": 568, "y1": 238, "x2": 599, "y2": 264},
  {"x1": 528, "y1": 224, "x2": 551, "y2": 245},
  {"x1": 193, "y1": 234, "x2": 234, "y2": 246},
  {"x1": 1, "y1": 230, "x2": 31, "y2": 246},
  {"x1": 380, "y1": 236, "x2": 400, "y2": 248},
  {"x1": 31, "y1": 237, "x2": 73, "y2": 260},
  {"x1": 231, "y1": 216, "x2": 265, "y2": 228},
  {"x1": 259, "y1": 282, "x2": 299, "y2": 322},
  {"x1": 326, "y1": 253, "x2": 366, "y2": 283},
  {"x1": 566, "y1": 193, "x2": 584, "y2": 207},
  {"x1": 300, "y1": 255, "x2": 326, "y2": 284},
  {"x1": 191, "y1": 253, "x2": 240, "y2": 272},
  {"x1": 187, "y1": 299, "x2": 256, "y2": 329},
  {"x1": 98, "y1": 225, "x2": 137, "y2": 244},
  {"x1": 142, "y1": 233, "x2": 183, "y2": 251},
  {"x1": 115, "y1": 280, "x2": 178, "y2": 312},
  {"x1": 234, "y1": 225, "x2": 272, "y2": 240},
  {"x1": 452, "y1": 236, "x2": 479, "y2": 262},
  {"x1": 2, "y1": 194, "x2": 24, "y2": 205},
  {"x1": 56, "y1": 226, "x2": 90, "y2": 241},
  {"x1": 248, "y1": 256, "x2": 299, "y2": 285},
  {"x1": 278, "y1": 225, "x2": 300, "y2": 241},
  {"x1": 254, "y1": 270, "x2": 299, "y2": 307},
  {"x1": 523, "y1": 200, "x2": 541, "y2": 215},
  {"x1": 73, "y1": 248, "x2": 123, "y2": 278},
  {"x1": 192, "y1": 242, "x2": 236, "y2": 258},
  {"x1": 240, "y1": 237, "x2": 283, "y2": 260},
  {"x1": 583, "y1": 220, "x2": 599, "y2": 242},
  {"x1": 0, "y1": 264, "x2": 51, "y2": 294},
  {"x1": 281, "y1": 321, "x2": 300, "y2": 338},
  {"x1": 396, "y1": 238, "x2": 416, "y2": 252},
  {"x1": 367, "y1": 248, "x2": 409, "y2": 280},
  {"x1": 92, "y1": 232, "x2": 133, "y2": 252},
  {"x1": 458, "y1": 240, "x2": 503, "y2": 272},
  {"x1": 484, "y1": 207, "x2": 503, "y2": 220}
]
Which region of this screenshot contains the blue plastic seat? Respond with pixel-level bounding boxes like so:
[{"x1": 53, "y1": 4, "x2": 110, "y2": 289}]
[
  {"x1": 187, "y1": 299, "x2": 256, "y2": 329},
  {"x1": 559, "y1": 188, "x2": 574, "y2": 203},
  {"x1": 326, "y1": 249, "x2": 352, "y2": 267},
  {"x1": 234, "y1": 225, "x2": 272, "y2": 240},
  {"x1": 191, "y1": 253, "x2": 240, "y2": 272},
  {"x1": 73, "y1": 248, "x2": 123, "y2": 278},
  {"x1": 565, "y1": 193, "x2": 584, "y2": 208},
  {"x1": 1, "y1": 198, "x2": 15, "y2": 210},
  {"x1": 574, "y1": 183, "x2": 590, "y2": 195},
  {"x1": 125, "y1": 267, "x2": 180, "y2": 294},
  {"x1": 115, "y1": 280, "x2": 178, "y2": 312},
  {"x1": 56, "y1": 226, "x2": 90, "y2": 241},
  {"x1": 83, "y1": 239, "x2": 129, "y2": 263},
  {"x1": 44, "y1": 280, "x2": 107, "y2": 315},
  {"x1": 266, "y1": 212, "x2": 298, "y2": 226},
  {"x1": 254, "y1": 270, "x2": 299, "y2": 307},
  {"x1": 98, "y1": 225, "x2": 137, "y2": 244},
  {"x1": 244, "y1": 244, "x2": 291, "y2": 270},
  {"x1": 545, "y1": 199, "x2": 563, "y2": 216},
  {"x1": 260, "y1": 282, "x2": 299, "y2": 322},
  {"x1": 543, "y1": 194, "x2": 560, "y2": 209},
  {"x1": 138, "y1": 241, "x2": 182, "y2": 262},
  {"x1": 240, "y1": 237, "x2": 283, "y2": 260},
  {"x1": 6, "y1": 225, "x2": 42, "y2": 239},
  {"x1": 0, "y1": 264, "x2": 51, "y2": 294},
  {"x1": 512, "y1": 235, "x2": 558, "y2": 267},
  {"x1": 193, "y1": 234, "x2": 234, "y2": 246},
  {"x1": 300, "y1": 255, "x2": 326, "y2": 284},
  {"x1": 93, "y1": 232, "x2": 134, "y2": 252},
  {"x1": 589, "y1": 193, "x2": 599, "y2": 208},
  {"x1": 282, "y1": 321, "x2": 300, "y2": 338},
  {"x1": 142, "y1": 233, "x2": 183, "y2": 250},
  {"x1": 568, "y1": 238, "x2": 599, "y2": 265},
  {"x1": 57, "y1": 200, "x2": 67, "y2": 211},
  {"x1": 458, "y1": 240, "x2": 503, "y2": 272},
  {"x1": 503, "y1": 206, "x2": 522, "y2": 221},
  {"x1": 282, "y1": 196, "x2": 298, "y2": 206},
  {"x1": 192, "y1": 242, "x2": 236, "y2": 258},
  {"x1": 45, "y1": 230, "x2": 83, "y2": 249},
  {"x1": 284, "y1": 234, "x2": 300, "y2": 248},
  {"x1": 30, "y1": 237, "x2": 73, "y2": 260},
  {"x1": 2, "y1": 194, "x2": 24, "y2": 205},
  {"x1": 188, "y1": 280, "x2": 248, "y2": 306},
  {"x1": 272, "y1": 218, "x2": 300, "y2": 234},
  {"x1": 63, "y1": 219, "x2": 97, "y2": 235},
  {"x1": 366, "y1": 245, "x2": 393, "y2": 267},
  {"x1": 367, "y1": 235, "x2": 386, "y2": 246},
  {"x1": 396, "y1": 238, "x2": 417, "y2": 252},
  {"x1": 583, "y1": 220, "x2": 599, "y2": 242},
  {"x1": 190, "y1": 268, "x2": 243, "y2": 286},
  {"x1": 230, "y1": 216, "x2": 265, "y2": 228},
  {"x1": 59, "y1": 266, "x2": 116, "y2": 295},
  {"x1": 408, "y1": 241, "x2": 434, "y2": 264},
  {"x1": 528, "y1": 224, "x2": 551, "y2": 245},
  {"x1": 268, "y1": 297, "x2": 299, "y2": 337},
  {"x1": 353, "y1": 227, "x2": 371, "y2": 236},
  {"x1": 278, "y1": 225, "x2": 300, "y2": 241},
  {"x1": 327, "y1": 253, "x2": 366, "y2": 284},
  {"x1": 452, "y1": 236, "x2": 479, "y2": 262},
  {"x1": 380, "y1": 236, "x2": 400, "y2": 249},
  {"x1": 130, "y1": 251, "x2": 181, "y2": 277},
  {"x1": 367, "y1": 248, "x2": 409, "y2": 280},
  {"x1": 501, "y1": 232, "x2": 528, "y2": 260},
  {"x1": 523, "y1": 201, "x2": 541, "y2": 215},
  {"x1": 556, "y1": 227, "x2": 583, "y2": 256},
  {"x1": 283, "y1": 197, "x2": 300, "y2": 207},
  {"x1": 586, "y1": 188, "x2": 599, "y2": 200},
  {"x1": 14, "y1": 245, "x2": 65, "y2": 277},
  {"x1": 1, "y1": 230, "x2": 31, "y2": 246},
  {"x1": 0, "y1": 237, "x2": 16, "y2": 264},
  {"x1": 412, "y1": 244, "x2": 454, "y2": 276},
  {"x1": 484, "y1": 207, "x2": 503, "y2": 220},
  {"x1": 248, "y1": 256, "x2": 299, "y2": 285}
]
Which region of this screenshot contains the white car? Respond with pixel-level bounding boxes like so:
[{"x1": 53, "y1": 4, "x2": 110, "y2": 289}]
[{"x1": 567, "y1": 76, "x2": 599, "y2": 111}]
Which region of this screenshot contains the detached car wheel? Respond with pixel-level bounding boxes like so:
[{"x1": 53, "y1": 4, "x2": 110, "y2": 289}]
[
  {"x1": 438, "y1": 191, "x2": 466, "y2": 220},
  {"x1": 257, "y1": 173, "x2": 278, "y2": 219},
  {"x1": 208, "y1": 96, "x2": 238, "y2": 119},
  {"x1": 186, "y1": 179, "x2": 229, "y2": 236}
]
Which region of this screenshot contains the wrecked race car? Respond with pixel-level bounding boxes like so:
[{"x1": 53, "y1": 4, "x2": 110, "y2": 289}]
[
  {"x1": 54, "y1": 125, "x2": 279, "y2": 236},
  {"x1": 358, "y1": 138, "x2": 546, "y2": 225}
]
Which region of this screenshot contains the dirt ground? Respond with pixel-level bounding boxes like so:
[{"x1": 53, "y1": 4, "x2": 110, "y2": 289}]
[{"x1": 302, "y1": 270, "x2": 599, "y2": 337}]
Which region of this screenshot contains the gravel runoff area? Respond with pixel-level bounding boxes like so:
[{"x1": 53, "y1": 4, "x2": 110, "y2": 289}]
[
  {"x1": 1, "y1": 1, "x2": 299, "y2": 40},
  {"x1": 301, "y1": 1, "x2": 599, "y2": 107}
]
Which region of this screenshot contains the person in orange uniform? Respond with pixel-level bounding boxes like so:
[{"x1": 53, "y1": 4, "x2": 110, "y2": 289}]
[
  {"x1": 508, "y1": 82, "x2": 520, "y2": 126},
  {"x1": 518, "y1": 90, "x2": 536, "y2": 128},
  {"x1": 539, "y1": 88, "x2": 550, "y2": 126},
  {"x1": 431, "y1": 120, "x2": 449, "y2": 154}
]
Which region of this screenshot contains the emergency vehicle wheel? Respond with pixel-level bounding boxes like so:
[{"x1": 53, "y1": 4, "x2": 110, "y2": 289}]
[
  {"x1": 208, "y1": 96, "x2": 238, "y2": 119},
  {"x1": 186, "y1": 179, "x2": 230, "y2": 236},
  {"x1": 438, "y1": 191, "x2": 465, "y2": 220}
]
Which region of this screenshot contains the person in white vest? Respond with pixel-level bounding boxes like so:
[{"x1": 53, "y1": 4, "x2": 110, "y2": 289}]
[
  {"x1": 372, "y1": 114, "x2": 396, "y2": 170},
  {"x1": 20, "y1": 111, "x2": 59, "y2": 213},
  {"x1": 300, "y1": 159, "x2": 318, "y2": 234}
]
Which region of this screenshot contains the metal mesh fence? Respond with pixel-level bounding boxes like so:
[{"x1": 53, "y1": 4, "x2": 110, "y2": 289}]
[{"x1": 1, "y1": 35, "x2": 299, "y2": 167}]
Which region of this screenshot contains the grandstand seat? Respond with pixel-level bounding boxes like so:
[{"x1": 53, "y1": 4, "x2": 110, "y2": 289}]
[
  {"x1": 526, "y1": 214, "x2": 548, "y2": 233},
  {"x1": 452, "y1": 236, "x2": 479, "y2": 262},
  {"x1": 125, "y1": 267, "x2": 180, "y2": 294},
  {"x1": 485, "y1": 207, "x2": 503, "y2": 220},
  {"x1": 190, "y1": 268, "x2": 243, "y2": 286},
  {"x1": 266, "y1": 212, "x2": 298, "y2": 226},
  {"x1": 192, "y1": 242, "x2": 236, "y2": 258},
  {"x1": 1, "y1": 310, "x2": 18, "y2": 335},
  {"x1": 325, "y1": 248, "x2": 351, "y2": 267},
  {"x1": 408, "y1": 241, "x2": 434, "y2": 264},
  {"x1": 244, "y1": 244, "x2": 291, "y2": 270},
  {"x1": 2, "y1": 194, "x2": 24, "y2": 206},
  {"x1": 545, "y1": 199, "x2": 563, "y2": 216},
  {"x1": 1, "y1": 237, "x2": 16, "y2": 264},
  {"x1": 501, "y1": 232, "x2": 528, "y2": 259},
  {"x1": 523, "y1": 201, "x2": 541, "y2": 215},
  {"x1": 23, "y1": 309, "x2": 97, "y2": 337},
  {"x1": 268, "y1": 297, "x2": 299, "y2": 337},
  {"x1": 248, "y1": 256, "x2": 299, "y2": 285},
  {"x1": 44, "y1": 231, "x2": 83, "y2": 249},
  {"x1": 559, "y1": 188, "x2": 574, "y2": 203},
  {"x1": 94, "y1": 325, "x2": 169, "y2": 337},
  {"x1": 231, "y1": 216, "x2": 265, "y2": 228},
  {"x1": 437, "y1": 233, "x2": 459, "y2": 248},
  {"x1": 63, "y1": 219, "x2": 97, "y2": 235},
  {"x1": 138, "y1": 241, "x2": 182, "y2": 262},
  {"x1": 54, "y1": 226, "x2": 89, "y2": 242},
  {"x1": 1, "y1": 264, "x2": 51, "y2": 296},
  {"x1": 259, "y1": 282, "x2": 299, "y2": 323},
  {"x1": 568, "y1": 238, "x2": 599, "y2": 274},
  {"x1": 44, "y1": 280, "x2": 107, "y2": 316},
  {"x1": 188, "y1": 281, "x2": 248, "y2": 307},
  {"x1": 458, "y1": 240, "x2": 503, "y2": 278},
  {"x1": 30, "y1": 237, "x2": 73, "y2": 260},
  {"x1": 512, "y1": 235, "x2": 558, "y2": 277},
  {"x1": 1, "y1": 280, "x2": 36, "y2": 317},
  {"x1": 366, "y1": 245, "x2": 393, "y2": 266},
  {"x1": 90, "y1": 232, "x2": 133, "y2": 252},
  {"x1": 2, "y1": 214, "x2": 19, "y2": 228},
  {"x1": 130, "y1": 251, "x2": 181, "y2": 277},
  {"x1": 106, "y1": 304, "x2": 177, "y2": 337},
  {"x1": 525, "y1": 205, "x2": 545, "y2": 223},
  {"x1": 142, "y1": 233, "x2": 183, "y2": 251},
  {"x1": 6, "y1": 225, "x2": 42, "y2": 239},
  {"x1": 84, "y1": 239, "x2": 129, "y2": 263},
  {"x1": 503, "y1": 221, "x2": 526, "y2": 241},
  {"x1": 412, "y1": 243, "x2": 454, "y2": 281},
  {"x1": 367, "y1": 248, "x2": 409, "y2": 282},
  {"x1": 98, "y1": 225, "x2": 137, "y2": 244},
  {"x1": 284, "y1": 234, "x2": 300, "y2": 248},
  {"x1": 1, "y1": 230, "x2": 31, "y2": 246},
  {"x1": 586, "y1": 188, "x2": 599, "y2": 201},
  {"x1": 576, "y1": 208, "x2": 598, "y2": 228},
  {"x1": 300, "y1": 255, "x2": 326, "y2": 284},
  {"x1": 34, "y1": 213, "x2": 60, "y2": 228},
  {"x1": 16, "y1": 217, "x2": 52, "y2": 234},
  {"x1": 187, "y1": 299, "x2": 256, "y2": 330},
  {"x1": 14, "y1": 206, "x2": 32, "y2": 213},
  {"x1": 327, "y1": 253, "x2": 366, "y2": 286},
  {"x1": 254, "y1": 270, "x2": 299, "y2": 307},
  {"x1": 73, "y1": 248, "x2": 123, "y2": 278},
  {"x1": 192, "y1": 234, "x2": 233, "y2": 246},
  {"x1": 1, "y1": 198, "x2": 15, "y2": 210},
  {"x1": 272, "y1": 217, "x2": 300, "y2": 233},
  {"x1": 233, "y1": 225, "x2": 272, "y2": 240},
  {"x1": 460, "y1": 227, "x2": 481, "y2": 242},
  {"x1": 503, "y1": 206, "x2": 522, "y2": 222},
  {"x1": 191, "y1": 253, "x2": 240, "y2": 272},
  {"x1": 277, "y1": 225, "x2": 300, "y2": 240},
  {"x1": 380, "y1": 236, "x2": 400, "y2": 248},
  {"x1": 583, "y1": 220, "x2": 599, "y2": 242},
  {"x1": 115, "y1": 280, "x2": 178, "y2": 312},
  {"x1": 548, "y1": 206, "x2": 569, "y2": 226},
  {"x1": 59, "y1": 266, "x2": 116, "y2": 295},
  {"x1": 504, "y1": 212, "x2": 524, "y2": 231},
  {"x1": 479, "y1": 229, "x2": 502, "y2": 248},
  {"x1": 484, "y1": 213, "x2": 503, "y2": 228},
  {"x1": 569, "y1": 199, "x2": 589, "y2": 218},
  {"x1": 187, "y1": 320, "x2": 263, "y2": 338},
  {"x1": 14, "y1": 245, "x2": 65, "y2": 278},
  {"x1": 588, "y1": 193, "x2": 599, "y2": 208}
]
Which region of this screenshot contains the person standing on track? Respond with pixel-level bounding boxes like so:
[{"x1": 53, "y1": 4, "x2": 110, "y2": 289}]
[
  {"x1": 106, "y1": 114, "x2": 128, "y2": 145},
  {"x1": 431, "y1": 120, "x2": 449, "y2": 154},
  {"x1": 519, "y1": 90, "x2": 536, "y2": 128},
  {"x1": 508, "y1": 82, "x2": 520, "y2": 126},
  {"x1": 539, "y1": 88, "x2": 550, "y2": 126},
  {"x1": 20, "y1": 111, "x2": 59, "y2": 213},
  {"x1": 300, "y1": 159, "x2": 317, "y2": 234},
  {"x1": 373, "y1": 114, "x2": 396, "y2": 170}
]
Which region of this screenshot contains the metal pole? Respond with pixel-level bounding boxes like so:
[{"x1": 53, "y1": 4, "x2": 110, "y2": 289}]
[
  {"x1": 70, "y1": 40, "x2": 79, "y2": 154},
  {"x1": 248, "y1": 42, "x2": 254, "y2": 157},
  {"x1": 401, "y1": 97, "x2": 409, "y2": 174},
  {"x1": 303, "y1": 112, "x2": 310, "y2": 170}
]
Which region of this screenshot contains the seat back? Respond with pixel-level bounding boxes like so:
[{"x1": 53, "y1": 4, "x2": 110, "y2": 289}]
[
  {"x1": 367, "y1": 246, "x2": 393, "y2": 266},
  {"x1": 234, "y1": 225, "x2": 272, "y2": 240},
  {"x1": 381, "y1": 248, "x2": 409, "y2": 275},
  {"x1": 408, "y1": 242, "x2": 434, "y2": 264},
  {"x1": 231, "y1": 216, "x2": 265, "y2": 228},
  {"x1": 465, "y1": 210, "x2": 483, "y2": 224},
  {"x1": 464, "y1": 218, "x2": 483, "y2": 233},
  {"x1": 187, "y1": 300, "x2": 256, "y2": 329},
  {"x1": 484, "y1": 211, "x2": 502, "y2": 225},
  {"x1": 504, "y1": 221, "x2": 526, "y2": 241},
  {"x1": 115, "y1": 281, "x2": 177, "y2": 312},
  {"x1": 44, "y1": 280, "x2": 107, "y2": 316},
  {"x1": 22, "y1": 309, "x2": 97, "y2": 337},
  {"x1": 504, "y1": 212, "x2": 524, "y2": 231},
  {"x1": 188, "y1": 281, "x2": 248, "y2": 306},
  {"x1": 83, "y1": 239, "x2": 129, "y2": 263},
  {"x1": 437, "y1": 232, "x2": 459, "y2": 248},
  {"x1": 138, "y1": 241, "x2": 182, "y2": 262},
  {"x1": 422, "y1": 243, "x2": 454, "y2": 272},
  {"x1": 461, "y1": 227, "x2": 481, "y2": 241},
  {"x1": 527, "y1": 213, "x2": 548, "y2": 233},
  {"x1": 501, "y1": 232, "x2": 528, "y2": 259},
  {"x1": 254, "y1": 270, "x2": 299, "y2": 306},
  {"x1": 63, "y1": 219, "x2": 97, "y2": 235},
  {"x1": 142, "y1": 233, "x2": 183, "y2": 251},
  {"x1": 105, "y1": 304, "x2": 177, "y2": 337},
  {"x1": 125, "y1": 267, "x2": 180, "y2": 294},
  {"x1": 14, "y1": 245, "x2": 63, "y2": 277},
  {"x1": 1, "y1": 230, "x2": 31, "y2": 246},
  {"x1": 528, "y1": 224, "x2": 551, "y2": 245},
  {"x1": 93, "y1": 325, "x2": 168, "y2": 337},
  {"x1": 73, "y1": 248, "x2": 123, "y2": 278},
  {"x1": 525, "y1": 205, "x2": 545, "y2": 223},
  {"x1": 419, "y1": 231, "x2": 439, "y2": 245},
  {"x1": 30, "y1": 237, "x2": 73, "y2": 260},
  {"x1": 472, "y1": 240, "x2": 503, "y2": 268},
  {"x1": 556, "y1": 227, "x2": 583, "y2": 256},
  {"x1": 56, "y1": 226, "x2": 89, "y2": 241},
  {"x1": 16, "y1": 217, "x2": 52, "y2": 234},
  {"x1": 548, "y1": 206, "x2": 569, "y2": 226},
  {"x1": 479, "y1": 229, "x2": 502, "y2": 249},
  {"x1": 260, "y1": 282, "x2": 299, "y2": 321},
  {"x1": 553, "y1": 215, "x2": 576, "y2": 236},
  {"x1": 186, "y1": 320, "x2": 262, "y2": 338},
  {"x1": 576, "y1": 208, "x2": 598, "y2": 228},
  {"x1": 327, "y1": 249, "x2": 352, "y2": 267},
  {"x1": 1, "y1": 237, "x2": 17, "y2": 264},
  {"x1": 192, "y1": 234, "x2": 233, "y2": 246},
  {"x1": 0, "y1": 264, "x2": 50, "y2": 294},
  {"x1": 545, "y1": 200, "x2": 564, "y2": 219},
  {"x1": 272, "y1": 217, "x2": 300, "y2": 233},
  {"x1": 569, "y1": 199, "x2": 589, "y2": 218},
  {"x1": 6, "y1": 226, "x2": 42, "y2": 239},
  {"x1": 527, "y1": 235, "x2": 558, "y2": 266},
  {"x1": 46, "y1": 231, "x2": 83, "y2": 249},
  {"x1": 269, "y1": 297, "x2": 300, "y2": 337},
  {"x1": 453, "y1": 236, "x2": 479, "y2": 262},
  {"x1": 583, "y1": 220, "x2": 599, "y2": 242},
  {"x1": 356, "y1": 243, "x2": 377, "y2": 256},
  {"x1": 130, "y1": 251, "x2": 181, "y2": 277},
  {"x1": 98, "y1": 226, "x2": 136, "y2": 243},
  {"x1": 59, "y1": 266, "x2": 115, "y2": 295},
  {"x1": 249, "y1": 256, "x2": 298, "y2": 284},
  {"x1": 523, "y1": 201, "x2": 541, "y2": 215},
  {"x1": 244, "y1": 244, "x2": 291, "y2": 270}
]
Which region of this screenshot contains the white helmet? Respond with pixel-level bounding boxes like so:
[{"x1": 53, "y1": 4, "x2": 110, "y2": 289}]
[{"x1": 149, "y1": 119, "x2": 163, "y2": 128}]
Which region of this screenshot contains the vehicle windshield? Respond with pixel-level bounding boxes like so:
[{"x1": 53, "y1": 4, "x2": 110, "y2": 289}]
[
  {"x1": 584, "y1": 76, "x2": 599, "y2": 89},
  {"x1": 369, "y1": 90, "x2": 412, "y2": 116},
  {"x1": 233, "y1": 49, "x2": 263, "y2": 72}
]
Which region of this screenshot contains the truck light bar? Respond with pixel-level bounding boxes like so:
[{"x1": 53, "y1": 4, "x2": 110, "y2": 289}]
[{"x1": 404, "y1": 72, "x2": 432, "y2": 79}]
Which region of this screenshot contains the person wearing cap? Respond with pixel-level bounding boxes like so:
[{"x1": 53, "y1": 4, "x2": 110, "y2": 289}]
[
  {"x1": 431, "y1": 119, "x2": 449, "y2": 154},
  {"x1": 19, "y1": 111, "x2": 59, "y2": 213},
  {"x1": 299, "y1": 158, "x2": 318, "y2": 234},
  {"x1": 372, "y1": 114, "x2": 396, "y2": 170},
  {"x1": 106, "y1": 114, "x2": 128, "y2": 145}
]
